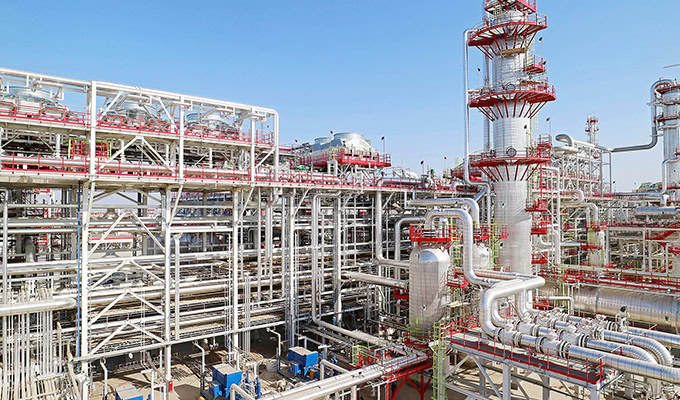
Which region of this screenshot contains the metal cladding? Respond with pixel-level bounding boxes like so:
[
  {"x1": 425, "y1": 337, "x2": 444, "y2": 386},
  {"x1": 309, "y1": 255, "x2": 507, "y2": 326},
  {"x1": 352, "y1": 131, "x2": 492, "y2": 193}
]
[
  {"x1": 574, "y1": 286, "x2": 680, "y2": 330},
  {"x1": 494, "y1": 180, "x2": 532, "y2": 273},
  {"x1": 658, "y1": 81, "x2": 680, "y2": 191},
  {"x1": 468, "y1": 0, "x2": 554, "y2": 274},
  {"x1": 408, "y1": 247, "x2": 450, "y2": 332}
]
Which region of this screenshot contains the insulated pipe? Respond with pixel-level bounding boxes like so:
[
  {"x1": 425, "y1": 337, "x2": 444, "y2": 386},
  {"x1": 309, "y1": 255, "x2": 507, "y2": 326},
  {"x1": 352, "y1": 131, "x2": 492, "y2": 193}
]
[
  {"x1": 342, "y1": 271, "x2": 408, "y2": 290},
  {"x1": 320, "y1": 359, "x2": 349, "y2": 379},
  {"x1": 553, "y1": 318, "x2": 670, "y2": 366},
  {"x1": 193, "y1": 342, "x2": 206, "y2": 390},
  {"x1": 100, "y1": 360, "x2": 108, "y2": 399},
  {"x1": 463, "y1": 29, "x2": 492, "y2": 223},
  {"x1": 0, "y1": 298, "x2": 76, "y2": 316},
  {"x1": 311, "y1": 192, "x2": 340, "y2": 319},
  {"x1": 482, "y1": 282, "x2": 680, "y2": 384},
  {"x1": 425, "y1": 208, "x2": 496, "y2": 286},
  {"x1": 267, "y1": 327, "x2": 282, "y2": 365},
  {"x1": 586, "y1": 339, "x2": 657, "y2": 364},
  {"x1": 407, "y1": 198, "x2": 479, "y2": 224},
  {"x1": 634, "y1": 207, "x2": 680, "y2": 217},
  {"x1": 603, "y1": 331, "x2": 673, "y2": 366},
  {"x1": 627, "y1": 327, "x2": 680, "y2": 350},
  {"x1": 610, "y1": 79, "x2": 672, "y2": 153},
  {"x1": 393, "y1": 216, "x2": 424, "y2": 261},
  {"x1": 573, "y1": 286, "x2": 680, "y2": 330},
  {"x1": 555, "y1": 134, "x2": 610, "y2": 152}
]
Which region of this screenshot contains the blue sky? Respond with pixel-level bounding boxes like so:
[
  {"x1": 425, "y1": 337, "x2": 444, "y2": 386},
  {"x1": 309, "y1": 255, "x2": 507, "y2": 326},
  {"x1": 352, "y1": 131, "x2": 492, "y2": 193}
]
[{"x1": 3, "y1": 0, "x2": 679, "y2": 190}]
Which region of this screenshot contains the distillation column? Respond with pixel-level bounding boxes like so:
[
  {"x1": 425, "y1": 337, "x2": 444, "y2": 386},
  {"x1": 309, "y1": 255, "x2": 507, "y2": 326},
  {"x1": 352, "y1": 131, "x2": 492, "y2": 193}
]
[
  {"x1": 658, "y1": 80, "x2": 680, "y2": 195},
  {"x1": 467, "y1": 0, "x2": 555, "y2": 274}
]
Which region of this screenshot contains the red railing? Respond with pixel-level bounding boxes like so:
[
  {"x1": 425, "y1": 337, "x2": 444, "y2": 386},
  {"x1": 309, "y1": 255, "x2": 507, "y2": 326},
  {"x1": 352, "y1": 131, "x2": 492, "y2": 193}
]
[
  {"x1": 0, "y1": 152, "x2": 461, "y2": 193},
  {"x1": 0, "y1": 100, "x2": 87, "y2": 126},
  {"x1": 447, "y1": 324, "x2": 605, "y2": 384},
  {"x1": 539, "y1": 265, "x2": 680, "y2": 294},
  {"x1": 484, "y1": 0, "x2": 536, "y2": 13},
  {"x1": 469, "y1": 81, "x2": 556, "y2": 102},
  {"x1": 295, "y1": 149, "x2": 391, "y2": 168},
  {"x1": 409, "y1": 225, "x2": 457, "y2": 243},
  {"x1": 0, "y1": 101, "x2": 276, "y2": 147}
]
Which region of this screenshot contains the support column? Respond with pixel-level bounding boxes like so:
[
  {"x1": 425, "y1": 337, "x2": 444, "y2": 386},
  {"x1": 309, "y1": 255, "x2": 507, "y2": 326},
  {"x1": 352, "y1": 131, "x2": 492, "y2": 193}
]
[
  {"x1": 541, "y1": 376, "x2": 550, "y2": 400},
  {"x1": 502, "y1": 364, "x2": 511, "y2": 400}
]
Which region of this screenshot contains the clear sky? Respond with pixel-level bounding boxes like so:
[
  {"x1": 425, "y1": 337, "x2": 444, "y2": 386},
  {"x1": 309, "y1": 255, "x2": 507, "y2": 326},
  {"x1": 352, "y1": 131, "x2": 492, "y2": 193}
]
[{"x1": 3, "y1": 0, "x2": 679, "y2": 190}]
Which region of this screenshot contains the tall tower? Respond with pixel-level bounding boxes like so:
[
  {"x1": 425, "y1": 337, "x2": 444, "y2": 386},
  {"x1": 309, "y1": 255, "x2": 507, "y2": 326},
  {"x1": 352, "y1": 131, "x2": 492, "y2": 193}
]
[
  {"x1": 657, "y1": 80, "x2": 680, "y2": 193},
  {"x1": 468, "y1": 0, "x2": 555, "y2": 274},
  {"x1": 585, "y1": 114, "x2": 599, "y2": 146}
]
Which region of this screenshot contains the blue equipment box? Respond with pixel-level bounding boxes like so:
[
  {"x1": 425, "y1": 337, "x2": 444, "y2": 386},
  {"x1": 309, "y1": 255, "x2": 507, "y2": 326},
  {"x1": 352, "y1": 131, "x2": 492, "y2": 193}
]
[
  {"x1": 115, "y1": 384, "x2": 144, "y2": 400},
  {"x1": 287, "y1": 347, "x2": 318, "y2": 376},
  {"x1": 212, "y1": 363, "x2": 242, "y2": 397}
]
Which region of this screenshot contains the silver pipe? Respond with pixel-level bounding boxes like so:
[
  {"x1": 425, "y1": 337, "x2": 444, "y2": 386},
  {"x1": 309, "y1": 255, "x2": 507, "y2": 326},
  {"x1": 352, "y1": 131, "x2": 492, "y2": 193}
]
[
  {"x1": 426, "y1": 208, "x2": 495, "y2": 287},
  {"x1": 627, "y1": 327, "x2": 680, "y2": 350},
  {"x1": 573, "y1": 286, "x2": 680, "y2": 330},
  {"x1": 603, "y1": 331, "x2": 673, "y2": 366},
  {"x1": 610, "y1": 79, "x2": 672, "y2": 153},
  {"x1": 586, "y1": 338, "x2": 657, "y2": 364},
  {"x1": 463, "y1": 29, "x2": 492, "y2": 223},
  {"x1": 393, "y1": 216, "x2": 424, "y2": 261},
  {"x1": 482, "y1": 280, "x2": 680, "y2": 384},
  {"x1": 0, "y1": 298, "x2": 76, "y2": 316},
  {"x1": 342, "y1": 271, "x2": 408, "y2": 290},
  {"x1": 553, "y1": 318, "x2": 670, "y2": 366},
  {"x1": 634, "y1": 207, "x2": 679, "y2": 217},
  {"x1": 100, "y1": 360, "x2": 108, "y2": 399},
  {"x1": 408, "y1": 198, "x2": 479, "y2": 224}
]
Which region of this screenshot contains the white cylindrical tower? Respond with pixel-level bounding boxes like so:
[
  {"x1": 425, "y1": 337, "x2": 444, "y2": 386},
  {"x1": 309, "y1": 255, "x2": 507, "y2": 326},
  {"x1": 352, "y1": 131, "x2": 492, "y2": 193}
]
[
  {"x1": 658, "y1": 81, "x2": 680, "y2": 191},
  {"x1": 468, "y1": 0, "x2": 555, "y2": 274}
]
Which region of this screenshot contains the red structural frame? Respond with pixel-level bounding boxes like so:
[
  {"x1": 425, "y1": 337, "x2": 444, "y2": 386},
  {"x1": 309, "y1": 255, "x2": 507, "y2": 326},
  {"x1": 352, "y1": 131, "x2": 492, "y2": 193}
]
[
  {"x1": 468, "y1": 82, "x2": 556, "y2": 121},
  {"x1": 467, "y1": 14, "x2": 547, "y2": 58},
  {"x1": 485, "y1": 0, "x2": 537, "y2": 14}
]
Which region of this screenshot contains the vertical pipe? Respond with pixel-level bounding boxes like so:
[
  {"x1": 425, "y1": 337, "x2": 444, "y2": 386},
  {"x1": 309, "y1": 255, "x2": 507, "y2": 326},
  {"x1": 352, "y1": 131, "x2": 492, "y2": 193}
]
[
  {"x1": 88, "y1": 81, "x2": 97, "y2": 178},
  {"x1": 273, "y1": 112, "x2": 279, "y2": 179},
  {"x1": 250, "y1": 118, "x2": 256, "y2": 183},
  {"x1": 163, "y1": 189, "x2": 172, "y2": 391},
  {"x1": 334, "y1": 197, "x2": 342, "y2": 326},
  {"x1": 2, "y1": 190, "x2": 7, "y2": 387},
  {"x1": 179, "y1": 97, "x2": 185, "y2": 180},
  {"x1": 288, "y1": 193, "x2": 295, "y2": 343},
  {"x1": 100, "y1": 360, "x2": 108, "y2": 399},
  {"x1": 174, "y1": 234, "x2": 181, "y2": 340},
  {"x1": 232, "y1": 190, "x2": 240, "y2": 350},
  {"x1": 311, "y1": 196, "x2": 319, "y2": 318},
  {"x1": 256, "y1": 188, "x2": 262, "y2": 302},
  {"x1": 80, "y1": 184, "x2": 90, "y2": 385}
]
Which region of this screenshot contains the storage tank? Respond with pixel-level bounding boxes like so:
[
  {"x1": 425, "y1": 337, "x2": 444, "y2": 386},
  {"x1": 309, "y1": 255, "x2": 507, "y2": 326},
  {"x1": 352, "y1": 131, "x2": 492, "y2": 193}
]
[
  {"x1": 327, "y1": 132, "x2": 375, "y2": 153},
  {"x1": 312, "y1": 136, "x2": 332, "y2": 151},
  {"x1": 186, "y1": 111, "x2": 234, "y2": 133},
  {"x1": 409, "y1": 247, "x2": 450, "y2": 332}
]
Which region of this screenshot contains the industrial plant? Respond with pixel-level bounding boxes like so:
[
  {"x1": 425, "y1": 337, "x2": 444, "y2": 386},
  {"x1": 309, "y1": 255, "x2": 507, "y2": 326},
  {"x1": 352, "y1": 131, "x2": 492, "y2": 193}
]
[{"x1": 2, "y1": 1, "x2": 680, "y2": 399}]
